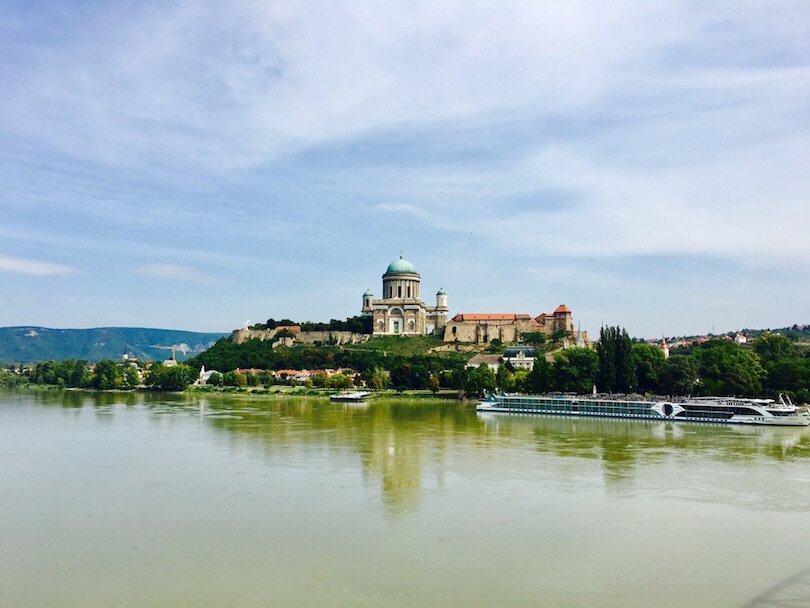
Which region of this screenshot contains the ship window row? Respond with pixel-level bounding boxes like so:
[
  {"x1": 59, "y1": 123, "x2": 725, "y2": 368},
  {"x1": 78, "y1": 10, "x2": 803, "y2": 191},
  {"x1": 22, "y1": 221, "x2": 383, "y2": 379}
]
[
  {"x1": 679, "y1": 406, "x2": 760, "y2": 416},
  {"x1": 503, "y1": 399, "x2": 653, "y2": 416},
  {"x1": 675, "y1": 410, "x2": 733, "y2": 420}
]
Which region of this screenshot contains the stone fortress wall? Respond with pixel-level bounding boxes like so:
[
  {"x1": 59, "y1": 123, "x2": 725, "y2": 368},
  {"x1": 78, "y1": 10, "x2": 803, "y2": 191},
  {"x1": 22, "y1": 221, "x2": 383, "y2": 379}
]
[
  {"x1": 443, "y1": 307, "x2": 574, "y2": 344},
  {"x1": 231, "y1": 328, "x2": 369, "y2": 346}
]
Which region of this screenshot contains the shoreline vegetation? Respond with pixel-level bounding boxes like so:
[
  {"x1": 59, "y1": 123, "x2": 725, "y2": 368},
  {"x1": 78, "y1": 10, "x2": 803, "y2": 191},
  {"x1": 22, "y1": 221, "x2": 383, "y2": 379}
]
[
  {"x1": 2, "y1": 383, "x2": 471, "y2": 403},
  {"x1": 2, "y1": 325, "x2": 809, "y2": 404}
]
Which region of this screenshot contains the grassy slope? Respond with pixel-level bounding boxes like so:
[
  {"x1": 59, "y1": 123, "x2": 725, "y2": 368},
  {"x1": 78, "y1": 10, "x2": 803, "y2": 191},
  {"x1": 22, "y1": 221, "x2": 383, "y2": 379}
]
[{"x1": 344, "y1": 335, "x2": 446, "y2": 357}]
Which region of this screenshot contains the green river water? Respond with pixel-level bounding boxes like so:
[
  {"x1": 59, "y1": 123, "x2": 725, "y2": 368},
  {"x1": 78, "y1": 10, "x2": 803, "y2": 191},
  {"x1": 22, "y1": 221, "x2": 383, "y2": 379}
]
[{"x1": 1, "y1": 390, "x2": 809, "y2": 607}]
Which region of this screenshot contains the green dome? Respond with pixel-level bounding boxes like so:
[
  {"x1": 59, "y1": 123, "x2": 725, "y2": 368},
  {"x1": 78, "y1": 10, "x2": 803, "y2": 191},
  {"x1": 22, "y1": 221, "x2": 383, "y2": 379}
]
[
  {"x1": 436, "y1": 287, "x2": 446, "y2": 296},
  {"x1": 385, "y1": 256, "x2": 418, "y2": 274},
  {"x1": 363, "y1": 289, "x2": 373, "y2": 297}
]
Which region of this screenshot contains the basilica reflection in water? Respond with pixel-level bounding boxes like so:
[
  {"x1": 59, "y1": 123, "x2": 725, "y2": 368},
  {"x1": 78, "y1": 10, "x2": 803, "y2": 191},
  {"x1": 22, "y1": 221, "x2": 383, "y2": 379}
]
[{"x1": 182, "y1": 395, "x2": 810, "y2": 511}]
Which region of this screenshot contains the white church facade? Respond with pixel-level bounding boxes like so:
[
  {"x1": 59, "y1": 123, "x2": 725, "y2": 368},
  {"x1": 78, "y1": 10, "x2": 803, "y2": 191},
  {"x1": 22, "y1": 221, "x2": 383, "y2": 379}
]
[{"x1": 361, "y1": 256, "x2": 448, "y2": 336}]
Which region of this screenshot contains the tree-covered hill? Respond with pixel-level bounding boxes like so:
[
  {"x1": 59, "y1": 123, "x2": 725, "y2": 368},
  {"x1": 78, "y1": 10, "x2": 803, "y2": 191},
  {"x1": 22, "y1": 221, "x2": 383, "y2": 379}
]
[{"x1": 0, "y1": 326, "x2": 226, "y2": 363}]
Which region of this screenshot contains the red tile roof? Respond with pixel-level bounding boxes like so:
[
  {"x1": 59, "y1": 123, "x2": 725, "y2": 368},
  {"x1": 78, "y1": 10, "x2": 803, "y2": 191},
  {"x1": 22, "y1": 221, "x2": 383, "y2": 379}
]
[
  {"x1": 452, "y1": 313, "x2": 532, "y2": 322},
  {"x1": 553, "y1": 305, "x2": 571, "y2": 314}
]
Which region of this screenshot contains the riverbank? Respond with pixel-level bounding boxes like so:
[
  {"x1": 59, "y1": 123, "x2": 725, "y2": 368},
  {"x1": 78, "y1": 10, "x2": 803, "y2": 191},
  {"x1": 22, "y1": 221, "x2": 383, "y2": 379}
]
[
  {"x1": 188, "y1": 384, "x2": 468, "y2": 401},
  {"x1": 4, "y1": 383, "x2": 473, "y2": 403}
]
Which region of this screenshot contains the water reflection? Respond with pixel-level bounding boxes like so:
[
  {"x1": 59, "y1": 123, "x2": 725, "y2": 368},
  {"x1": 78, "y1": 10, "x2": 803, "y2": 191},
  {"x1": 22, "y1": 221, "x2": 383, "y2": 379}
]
[
  {"x1": 193, "y1": 397, "x2": 473, "y2": 517},
  {"x1": 3, "y1": 390, "x2": 810, "y2": 607},
  {"x1": 193, "y1": 395, "x2": 810, "y2": 514},
  {"x1": 480, "y1": 412, "x2": 810, "y2": 496},
  {"x1": 478, "y1": 412, "x2": 810, "y2": 463},
  {"x1": 12, "y1": 391, "x2": 810, "y2": 514}
]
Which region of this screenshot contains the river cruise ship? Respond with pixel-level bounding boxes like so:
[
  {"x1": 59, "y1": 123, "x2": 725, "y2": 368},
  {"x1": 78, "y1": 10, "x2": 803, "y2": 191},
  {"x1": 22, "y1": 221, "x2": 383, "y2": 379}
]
[{"x1": 477, "y1": 393, "x2": 809, "y2": 426}]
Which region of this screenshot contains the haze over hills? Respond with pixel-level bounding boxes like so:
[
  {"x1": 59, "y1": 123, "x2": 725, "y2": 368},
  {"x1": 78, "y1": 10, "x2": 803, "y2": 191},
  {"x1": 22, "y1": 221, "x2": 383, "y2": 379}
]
[{"x1": 0, "y1": 327, "x2": 227, "y2": 363}]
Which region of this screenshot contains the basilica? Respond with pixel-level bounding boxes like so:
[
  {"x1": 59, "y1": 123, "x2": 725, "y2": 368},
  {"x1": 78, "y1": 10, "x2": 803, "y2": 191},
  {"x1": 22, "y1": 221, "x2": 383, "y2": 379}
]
[
  {"x1": 362, "y1": 255, "x2": 577, "y2": 343},
  {"x1": 361, "y1": 256, "x2": 448, "y2": 336}
]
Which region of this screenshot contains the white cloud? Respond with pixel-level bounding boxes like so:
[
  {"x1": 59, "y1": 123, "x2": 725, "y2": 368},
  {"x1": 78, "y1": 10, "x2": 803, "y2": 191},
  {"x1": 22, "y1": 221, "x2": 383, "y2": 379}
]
[
  {"x1": 0, "y1": 1, "x2": 807, "y2": 332},
  {"x1": 0, "y1": 255, "x2": 79, "y2": 277},
  {"x1": 136, "y1": 263, "x2": 226, "y2": 285},
  {"x1": 0, "y1": 1, "x2": 701, "y2": 170}
]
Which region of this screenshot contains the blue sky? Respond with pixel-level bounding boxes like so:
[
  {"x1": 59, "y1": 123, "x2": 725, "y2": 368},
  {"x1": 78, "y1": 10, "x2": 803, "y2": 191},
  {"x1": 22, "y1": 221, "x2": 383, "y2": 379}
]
[{"x1": 1, "y1": 1, "x2": 807, "y2": 338}]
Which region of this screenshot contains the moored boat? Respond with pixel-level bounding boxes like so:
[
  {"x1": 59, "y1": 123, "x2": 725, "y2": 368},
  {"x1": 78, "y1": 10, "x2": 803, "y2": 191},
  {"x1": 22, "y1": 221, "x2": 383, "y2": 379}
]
[
  {"x1": 477, "y1": 393, "x2": 809, "y2": 426},
  {"x1": 330, "y1": 391, "x2": 371, "y2": 402}
]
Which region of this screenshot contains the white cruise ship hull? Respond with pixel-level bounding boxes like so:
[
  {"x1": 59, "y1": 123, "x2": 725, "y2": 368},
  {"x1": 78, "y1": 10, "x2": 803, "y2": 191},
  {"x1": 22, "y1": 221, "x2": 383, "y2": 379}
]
[{"x1": 477, "y1": 395, "x2": 810, "y2": 427}]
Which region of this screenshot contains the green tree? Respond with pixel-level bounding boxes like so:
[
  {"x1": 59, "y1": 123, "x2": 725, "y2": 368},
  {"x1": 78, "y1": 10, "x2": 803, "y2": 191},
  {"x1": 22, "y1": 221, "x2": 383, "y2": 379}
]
[
  {"x1": 326, "y1": 373, "x2": 354, "y2": 390},
  {"x1": 363, "y1": 367, "x2": 390, "y2": 390},
  {"x1": 512, "y1": 369, "x2": 530, "y2": 393},
  {"x1": 552, "y1": 348, "x2": 599, "y2": 393},
  {"x1": 658, "y1": 354, "x2": 698, "y2": 395},
  {"x1": 752, "y1": 334, "x2": 799, "y2": 366},
  {"x1": 91, "y1": 360, "x2": 123, "y2": 390},
  {"x1": 159, "y1": 364, "x2": 195, "y2": 391},
  {"x1": 463, "y1": 365, "x2": 496, "y2": 398},
  {"x1": 525, "y1": 357, "x2": 552, "y2": 393},
  {"x1": 693, "y1": 340, "x2": 766, "y2": 396},
  {"x1": 69, "y1": 360, "x2": 91, "y2": 387},
  {"x1": 520, "y1": 332, "x2": 546, "y2": 346},
  {"x1": 146, "y1": 363, "x2": 194, "y2": 391},
  {"x1": 632, "y1": 343, "x2": 665, "y2": 393},
  {"x1": 257, "y1": 370, "x2": 275, "y2": 385},
  {"x1": 232, "y1": 372, "x2": 247, "y2": 387},
  {"x1": 597, "y1": 326, "x2": 636, "y2": 393},
  {"x1": 0, "y1": 369, "x2": 28, "y2": 387},
  {"x1": 123, "y1": 366, "x2": 140, "y2": 389},
  {"x1": 765, "y1": 359, "x2": 808, "y2": 394},
  {"x1": 495, "y1": 365, "x2": 515, "y2": 391},
  {"x1": 207, "y1": 371, "x2": 223, "y2": 386}
]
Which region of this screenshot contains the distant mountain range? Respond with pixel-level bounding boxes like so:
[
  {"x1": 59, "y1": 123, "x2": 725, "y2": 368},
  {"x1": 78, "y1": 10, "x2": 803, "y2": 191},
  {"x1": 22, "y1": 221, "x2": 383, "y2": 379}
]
[{"x1": 0, "y1": 327, "x2": 227, "y2": 363}]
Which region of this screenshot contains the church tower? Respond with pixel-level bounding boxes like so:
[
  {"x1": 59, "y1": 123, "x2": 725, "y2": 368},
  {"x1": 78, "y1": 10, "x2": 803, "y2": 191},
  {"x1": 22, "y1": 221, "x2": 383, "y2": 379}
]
[
  {"x1": 362, "y1": 289, "x2": 373, "y2": 314},
  {"x1": 436, "y1": 288, "x2": 448, "y2": 312}
]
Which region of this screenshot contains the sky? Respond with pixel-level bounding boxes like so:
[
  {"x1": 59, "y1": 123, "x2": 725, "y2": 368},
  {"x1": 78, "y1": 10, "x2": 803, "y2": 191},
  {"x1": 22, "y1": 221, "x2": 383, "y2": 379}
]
[{"x1": 0, "y1": 1, "x2": 808, "y2": 338}]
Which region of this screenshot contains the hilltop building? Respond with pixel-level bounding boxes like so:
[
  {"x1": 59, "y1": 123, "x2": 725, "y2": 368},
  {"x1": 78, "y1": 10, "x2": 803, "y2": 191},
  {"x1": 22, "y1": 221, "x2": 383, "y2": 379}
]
[
  {"x1": 359, "y1": 255, "x2": 579, "y2": 343},
  {"x1": 443, "y1": 306, "x2": 574, "y2": 344},
  {"x1": 361, "y1": 256, "x2": 448, "y2": 336}
]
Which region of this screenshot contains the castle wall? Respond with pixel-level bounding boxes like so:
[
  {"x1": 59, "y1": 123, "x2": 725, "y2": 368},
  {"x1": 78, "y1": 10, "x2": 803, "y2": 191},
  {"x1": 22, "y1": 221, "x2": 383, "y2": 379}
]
[
  {"x1": 443, "y1": 314, "x2": 573, "y2": 344},
  {"x1": 231, "y1": 328, "x2": 369, "y2": 345}
]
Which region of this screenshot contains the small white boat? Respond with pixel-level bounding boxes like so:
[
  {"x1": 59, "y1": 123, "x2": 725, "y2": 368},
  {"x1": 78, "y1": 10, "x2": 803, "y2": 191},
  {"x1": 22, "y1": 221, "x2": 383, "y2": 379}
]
[{"x1": 330, "y1": 391, "x2": 370, "y2": 402}]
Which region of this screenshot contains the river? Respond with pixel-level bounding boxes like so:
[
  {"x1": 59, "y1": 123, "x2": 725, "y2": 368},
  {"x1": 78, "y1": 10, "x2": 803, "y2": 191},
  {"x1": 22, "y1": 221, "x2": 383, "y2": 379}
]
[{"x1": 1, "y1": 390, "x2": 809, "y2": 607}]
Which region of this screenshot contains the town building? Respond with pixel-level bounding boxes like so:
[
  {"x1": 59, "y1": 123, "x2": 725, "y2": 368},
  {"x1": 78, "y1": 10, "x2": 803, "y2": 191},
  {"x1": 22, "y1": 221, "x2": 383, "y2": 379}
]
[
  {"x1": 361, "y1": 256, "x2": 448, "y2": 336},
  {"x1": 502, "y1": 346, "x2": 537, "y2": 370},
  {"x1": 465, "y1": 354, "x2": 502, "y2": 372}
]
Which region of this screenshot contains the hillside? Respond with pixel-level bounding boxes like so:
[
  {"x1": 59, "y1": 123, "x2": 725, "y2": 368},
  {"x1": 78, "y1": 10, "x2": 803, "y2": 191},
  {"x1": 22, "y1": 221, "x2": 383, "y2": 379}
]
[{"x1": 0, "y1": 326, "x2": 226, "y2": 363}]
